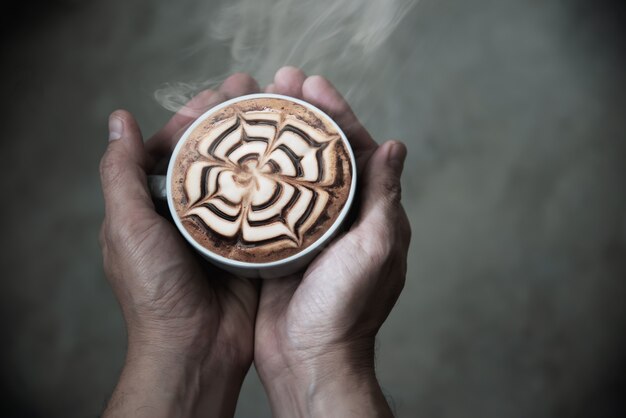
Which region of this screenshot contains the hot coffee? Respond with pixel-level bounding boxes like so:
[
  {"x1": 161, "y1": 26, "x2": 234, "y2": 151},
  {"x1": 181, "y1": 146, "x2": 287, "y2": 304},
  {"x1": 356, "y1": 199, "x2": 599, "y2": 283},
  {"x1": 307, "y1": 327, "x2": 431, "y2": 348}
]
[{"x1": 170, "y1": 96, "x2": 353, "y2": 263}]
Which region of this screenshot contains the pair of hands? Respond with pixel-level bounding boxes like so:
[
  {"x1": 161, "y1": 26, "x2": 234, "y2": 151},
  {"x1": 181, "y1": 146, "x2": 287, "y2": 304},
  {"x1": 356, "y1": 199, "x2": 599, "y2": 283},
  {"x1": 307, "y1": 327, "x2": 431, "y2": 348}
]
[{"x1": 99, "y1": 67, "x2": 411, "y2": 418}]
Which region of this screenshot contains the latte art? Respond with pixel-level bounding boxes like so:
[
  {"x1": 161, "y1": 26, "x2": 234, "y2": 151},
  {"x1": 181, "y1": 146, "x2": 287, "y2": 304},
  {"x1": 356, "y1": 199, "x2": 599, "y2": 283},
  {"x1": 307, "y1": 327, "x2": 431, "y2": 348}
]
[
  {"x1": 171, "y1": 97, "x2": 353, "y2": 263},
  {"x1": 185, "y1": 113, "x2": 333, "y2": 245}
]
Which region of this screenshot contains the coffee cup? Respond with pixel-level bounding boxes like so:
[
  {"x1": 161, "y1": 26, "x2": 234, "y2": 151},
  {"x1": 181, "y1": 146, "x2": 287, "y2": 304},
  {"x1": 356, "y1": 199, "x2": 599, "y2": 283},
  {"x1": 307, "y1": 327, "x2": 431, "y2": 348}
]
[{"x1": 149, "y1": 93, "x2": 356, "y2": 278}]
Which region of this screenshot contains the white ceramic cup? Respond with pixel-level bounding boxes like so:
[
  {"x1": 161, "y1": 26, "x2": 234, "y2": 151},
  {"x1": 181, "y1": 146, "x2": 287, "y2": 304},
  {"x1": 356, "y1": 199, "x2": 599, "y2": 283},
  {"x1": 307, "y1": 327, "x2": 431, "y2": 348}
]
[{"x1": 149, "y1": 93, "x2": 357, "y2": 279}]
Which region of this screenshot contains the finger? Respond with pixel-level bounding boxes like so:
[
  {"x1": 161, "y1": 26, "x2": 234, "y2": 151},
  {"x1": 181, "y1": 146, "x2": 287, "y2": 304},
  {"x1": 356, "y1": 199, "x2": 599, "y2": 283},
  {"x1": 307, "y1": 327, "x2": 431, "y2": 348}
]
[
  {"x1": 100, "y1": 110, "x2": 154, "y2": 221},
  {"x1": 265, "y1": 83, "x2": 276, "y2": 94},
  {"x1": 146, "y1": 73, "x2": 260, "y2": 158},
  {"x1": 302, "y1": 76, "x2": 377, "y2": 157},
  {"x1": 218, "y1": 72, "x2": 261, "y2": 99},
  {"x1": 273, "y1": 66, "x2": 307, "y2": 99},
  {"x1": 145, "y1": 89, "x2": 226, "y2": 157},
  {"x1": 352, "y1": 140, "x2": 411, "y2": 250}
]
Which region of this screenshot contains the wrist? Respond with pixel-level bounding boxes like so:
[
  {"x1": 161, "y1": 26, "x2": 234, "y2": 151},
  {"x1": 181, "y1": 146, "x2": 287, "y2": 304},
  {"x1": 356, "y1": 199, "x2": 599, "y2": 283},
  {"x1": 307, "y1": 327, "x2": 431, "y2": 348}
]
[
  {"x1": 126, "y1": 318, "x2": 255, "y2": 373},
  {"x1": 104, "y1": 343, "x2": 249, "y2": 418},
  {"x1": 258, "y1": 345, "x2": 392, "y2": 418}
]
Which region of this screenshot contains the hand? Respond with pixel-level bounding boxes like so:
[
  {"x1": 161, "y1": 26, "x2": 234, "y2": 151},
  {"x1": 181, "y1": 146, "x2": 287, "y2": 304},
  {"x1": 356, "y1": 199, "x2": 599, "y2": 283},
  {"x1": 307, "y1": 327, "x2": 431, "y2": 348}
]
[
  {"x1": 255, "y1": 67, "x2": 411, "y2": 417},
  {"x1": 99, "y1": 74, "x2": 262, "y2": 418}
]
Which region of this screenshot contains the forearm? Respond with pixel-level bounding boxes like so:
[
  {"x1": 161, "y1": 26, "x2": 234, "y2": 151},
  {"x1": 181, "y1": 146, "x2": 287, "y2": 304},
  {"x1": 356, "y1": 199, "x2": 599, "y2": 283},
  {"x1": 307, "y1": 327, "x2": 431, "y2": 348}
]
[{"x1": 103, "y1": 347, "x2": 248, "y2": 418}]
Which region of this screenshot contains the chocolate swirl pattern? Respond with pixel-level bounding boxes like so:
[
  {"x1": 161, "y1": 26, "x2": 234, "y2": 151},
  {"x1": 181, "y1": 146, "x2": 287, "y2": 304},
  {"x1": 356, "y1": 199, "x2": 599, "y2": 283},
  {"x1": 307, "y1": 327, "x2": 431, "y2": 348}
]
[{"x1": 172, "y1": 99, "x2": 352, "y2": 262}]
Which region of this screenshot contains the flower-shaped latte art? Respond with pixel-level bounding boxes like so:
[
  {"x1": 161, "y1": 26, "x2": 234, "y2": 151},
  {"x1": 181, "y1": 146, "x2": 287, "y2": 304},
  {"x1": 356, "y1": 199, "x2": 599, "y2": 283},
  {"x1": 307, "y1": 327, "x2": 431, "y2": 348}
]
[{"x1": 182, "y1": 111, "x2": 342, "y2": 248}]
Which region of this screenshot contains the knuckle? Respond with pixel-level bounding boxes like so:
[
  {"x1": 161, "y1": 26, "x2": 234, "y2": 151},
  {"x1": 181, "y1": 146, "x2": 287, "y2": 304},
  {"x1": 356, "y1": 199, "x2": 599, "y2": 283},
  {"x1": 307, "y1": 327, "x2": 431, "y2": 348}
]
[
  {"x1": 101, "y1": 223, "x2": 118, "y2": 250},
  {"x1": 106, "y1": 219, "x2": 134, "y2": 244},
  {"x1": 381, "y1": 177, "x2": 402, "y2": 205},
  {"x1": 101, "y1": 215, "x2": 127, "y2": 246},
  {"x1": 99, "y1": 223, "x2": 116, "y2": 277},
  {"x1": 354, "y1": 226, "x2": 393, "y2": 262},
  {"x1": 99, "y1": 149, "x2": 124, "y2": 186}
]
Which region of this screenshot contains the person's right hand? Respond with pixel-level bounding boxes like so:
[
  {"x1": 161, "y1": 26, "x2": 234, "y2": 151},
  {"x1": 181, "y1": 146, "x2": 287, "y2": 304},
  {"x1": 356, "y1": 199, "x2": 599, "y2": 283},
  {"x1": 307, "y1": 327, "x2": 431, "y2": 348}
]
[
  {"x1": 254, "y1": 67, "x2": 412, "y2": 418},
  {"x1": 99, "y1": 73, "x2": 262, "y2": 418}
]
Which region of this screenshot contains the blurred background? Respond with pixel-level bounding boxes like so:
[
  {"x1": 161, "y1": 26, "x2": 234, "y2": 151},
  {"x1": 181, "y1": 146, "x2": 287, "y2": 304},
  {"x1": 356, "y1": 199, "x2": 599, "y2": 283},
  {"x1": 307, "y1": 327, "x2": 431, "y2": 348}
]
[{"x1": 1, "y1": 0, "x2": 625, "y2": 416}]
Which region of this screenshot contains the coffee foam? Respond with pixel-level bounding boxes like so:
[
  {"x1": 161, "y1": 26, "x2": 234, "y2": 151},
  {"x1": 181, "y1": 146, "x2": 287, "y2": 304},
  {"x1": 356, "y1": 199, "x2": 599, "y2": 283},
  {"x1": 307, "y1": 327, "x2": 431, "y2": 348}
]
[{"x1": 171, "y1": 97, "x2": 353, "y2": 263}]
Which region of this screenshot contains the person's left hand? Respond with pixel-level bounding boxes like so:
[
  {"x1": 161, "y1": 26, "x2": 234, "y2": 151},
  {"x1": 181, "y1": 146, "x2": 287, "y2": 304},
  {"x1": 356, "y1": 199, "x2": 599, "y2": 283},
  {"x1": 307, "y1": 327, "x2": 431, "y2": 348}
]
[{"x1": 99, "y1": 74, "x2": 261, "y2": 418}]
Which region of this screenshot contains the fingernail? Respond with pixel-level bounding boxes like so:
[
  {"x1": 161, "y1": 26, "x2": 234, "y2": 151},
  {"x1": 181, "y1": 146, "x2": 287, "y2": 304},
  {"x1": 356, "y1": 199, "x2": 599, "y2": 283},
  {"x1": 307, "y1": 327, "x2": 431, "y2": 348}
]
[
  {"x1": 387, "y1": 142, "x2": 407, "y2": 173},
  {"x1": 108, "y1": 115, "x2": 124, "y2": 141}
]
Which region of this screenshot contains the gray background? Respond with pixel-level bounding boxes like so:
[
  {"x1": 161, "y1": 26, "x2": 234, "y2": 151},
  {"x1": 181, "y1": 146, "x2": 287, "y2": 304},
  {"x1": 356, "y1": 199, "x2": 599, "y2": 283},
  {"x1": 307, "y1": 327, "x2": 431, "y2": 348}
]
[{"x1": 1, "y1": 0, "x2": 625, "y2": 417}]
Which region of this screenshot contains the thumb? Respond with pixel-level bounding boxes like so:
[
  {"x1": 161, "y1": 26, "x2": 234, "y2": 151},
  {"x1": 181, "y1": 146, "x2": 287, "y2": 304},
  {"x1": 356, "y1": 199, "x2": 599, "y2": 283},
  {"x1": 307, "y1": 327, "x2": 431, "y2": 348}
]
[
  {"x1": 99, "y1": 110, "x2": 154, "y2": 221},
  {"x1": 352, "y1": 140, "x2": 407, "y2": 238}
]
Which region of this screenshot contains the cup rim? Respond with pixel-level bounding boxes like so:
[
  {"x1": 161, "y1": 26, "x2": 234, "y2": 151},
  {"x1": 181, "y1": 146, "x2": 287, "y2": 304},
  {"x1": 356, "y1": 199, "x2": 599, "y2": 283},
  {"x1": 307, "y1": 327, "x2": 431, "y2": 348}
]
[{"x1": 166, "y1": 93, "x2": 358, "y2": 269}]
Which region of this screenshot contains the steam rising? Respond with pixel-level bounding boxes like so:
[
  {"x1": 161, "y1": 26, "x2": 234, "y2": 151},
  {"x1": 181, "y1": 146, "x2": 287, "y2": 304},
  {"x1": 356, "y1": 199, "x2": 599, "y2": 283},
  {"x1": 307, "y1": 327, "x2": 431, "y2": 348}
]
[{"x1": 155, "y1": 0, "x2": 417, "y2": 113}]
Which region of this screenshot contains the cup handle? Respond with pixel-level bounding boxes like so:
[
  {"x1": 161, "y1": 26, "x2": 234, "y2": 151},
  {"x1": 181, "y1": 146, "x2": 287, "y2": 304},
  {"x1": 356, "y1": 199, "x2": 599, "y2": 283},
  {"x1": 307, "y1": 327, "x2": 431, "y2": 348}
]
[{"x1": 148, "y1": 175, "x2": 167, "y2": 200}]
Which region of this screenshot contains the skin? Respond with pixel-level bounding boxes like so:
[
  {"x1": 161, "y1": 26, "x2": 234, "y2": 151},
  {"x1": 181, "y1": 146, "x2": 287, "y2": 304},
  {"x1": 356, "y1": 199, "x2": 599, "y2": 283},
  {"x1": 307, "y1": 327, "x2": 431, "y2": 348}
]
[{"x1": 99, "y1": 67, "x2": 410, "y2": 418}]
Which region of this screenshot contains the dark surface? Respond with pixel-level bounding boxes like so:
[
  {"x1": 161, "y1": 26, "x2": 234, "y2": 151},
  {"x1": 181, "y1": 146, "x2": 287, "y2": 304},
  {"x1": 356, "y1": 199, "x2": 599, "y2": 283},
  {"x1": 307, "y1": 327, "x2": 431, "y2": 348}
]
[{"x1": 0, "y1": 0, "x2": 625, "y2": 416}]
